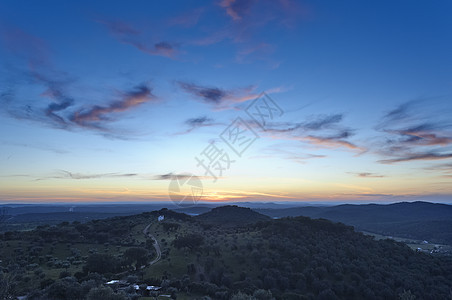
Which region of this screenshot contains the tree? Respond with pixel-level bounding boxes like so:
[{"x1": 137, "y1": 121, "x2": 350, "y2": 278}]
[
  {"x1": 0, "y1": 207, "x2": 8, "y2": 231},
  {"x1": 399, "y1": 290, "x2": 416, "y2": 300},
  {"x1": 253, "y1": 289, "x2": 273, "y2": 300},
  {"x1": 46, "y1": 277, "x2": 82, "y2": 300},
  {"x1": 0, "y1": 271, "x2": 17, "y2": 300},
  {"x1": 231, "y1": 291, "x2": 255, "y2": 300},
  {"x1": 87, "y1": 286, "x2": 126, "y2": 300},
  {"x1": 123, "y1": 247, "x2": 149, "y2": 269},
  {"x1": 173, "y1": 234, "x2": 204, "y2": 250},
  {"x1": 84, "y1": 254, "x2": 119, "y2": 274}
]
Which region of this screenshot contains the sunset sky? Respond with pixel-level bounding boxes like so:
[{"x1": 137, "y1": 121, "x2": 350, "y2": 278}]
[{"x1": 1, "y1": 0, "x2": 452, "y2": 204}]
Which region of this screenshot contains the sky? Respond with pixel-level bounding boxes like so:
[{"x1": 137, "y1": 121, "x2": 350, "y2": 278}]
[{"x1": 1, "y1": 0, "x2": 452, "y2": 204}]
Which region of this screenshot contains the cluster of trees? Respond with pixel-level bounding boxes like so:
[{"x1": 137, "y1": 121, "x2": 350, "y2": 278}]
[
  {"x1": 174, "y1": 216, "x2": 452, "y2": 299},
  {"x1": 80, "y1": 247, "x2": 154, "y2": 274},
  {"x1": 26, "y1": 274, "x2": 130, "y2": 300},
  {"x1": 172, "y1": 234, "x2": 204, "y2": 250}
]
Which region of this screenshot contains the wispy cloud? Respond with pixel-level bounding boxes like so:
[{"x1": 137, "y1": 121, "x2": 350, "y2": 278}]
[
  {"x1": 1, "y1": 141, "x2": 69, "y2": 154},
  {"x1": 255, "y1": 146, "x2": 326, "y2": 164},
  {"x1": 99, "y1": 20, "x2": 179, "y2": 58},
  {"x1": 424, "y1": 163, "x2": 452, "y2": 178},
  {"x1": 375, "y1": 98, "x2": 452, "y2": 164},
  {"x1": 379, "y1": 152, "x2": 452, "y2": 164},
  {"x1": 71, "y1": 84, "x2": 156, "y2": 129},
  {"x1": 303, "y1": 133, "x2": 362, "y2": 151},
  {"x1": 153, "y1": 173, "x2": 216, "y2": 181},
  {"x1": 218, "y1": 0, "x2": 307, "y2": 26},
  {"x1": 0, "y1": 26, "x2": 158, "y2": 137},
  {"x1": 167, "y1": 7, "x2": 205, "y2": 27},
  {"x1": 263, "y1": 114, "x2": 343, "y2": 133},
  {"x1": 386, "y1": 124, "x2": 452, "y2": 146},
  {"x1": 177, "y1": 81, "x2": 258, "y2": 110},
  {"x1": 219, "y1": 0, "x2": 256, "y2": 21},
  {"x1": 235, "y1": 42, "x2": 277, "y2": 65},
  {"x1": 348, "y1": 172, "x2": 386, "y2": 178},
  {"x1": 190, "y1": 0, "x2": 309, "y2": 65},
  {"x1": 425, "y1": 163, "x2": 452, "y2": 172},
  {"x1": 175, "y1": 116, "x2": 220, "y2": 135},
  {"x1": 357, "y1": 193, "x2": 393, "y2": 197},
  {"x1": 36, "y1": 170, "x2": 138, "y2": 181},
  {"x1": 30, "y1": 70, "x2": 75, "y2": 129},
  {"x1": 0, "y1": 26, "x2": 75, "y2": 129},
  {"x1": 3, "y1": 79, "x2": 156, "y2": 135},
  {"x1": 153, "y1": 173, "x2": 192, "y2": 181},
  {"x1": 253, "y1": 114, "x2": 365, "y2": 152}
]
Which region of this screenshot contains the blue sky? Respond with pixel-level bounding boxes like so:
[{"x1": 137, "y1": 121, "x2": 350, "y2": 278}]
[{"x1": 1, "y1": 0, "x2": 452, "y2": 203}]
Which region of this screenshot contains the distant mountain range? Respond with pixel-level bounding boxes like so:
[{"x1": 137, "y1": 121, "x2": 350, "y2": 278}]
[
  {"x1": 255, "y1": 201, "x2": 452, "y2": 244},
  {"x1": 2, "y1": 201, "x2": 451, "y2": 244}
]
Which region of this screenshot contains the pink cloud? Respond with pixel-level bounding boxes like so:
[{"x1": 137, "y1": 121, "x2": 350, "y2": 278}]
[{"x1": 72, "y1": 84, "x2": 156, "y2": 128}]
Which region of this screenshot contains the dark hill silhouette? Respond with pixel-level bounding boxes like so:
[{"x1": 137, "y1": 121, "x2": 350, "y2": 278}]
[
  {"x1": 195, "y1": 205, "x2": 271, "y2": 226},
  {"x1": 256, "y1": 201, "x2": 452, "y2": 244}
]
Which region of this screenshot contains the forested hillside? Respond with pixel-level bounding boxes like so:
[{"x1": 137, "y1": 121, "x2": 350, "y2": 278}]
[
  {"x1": 0, "y1": 207, "x2": 451, "y2": 299},
  {"x1": 256, "y1": 201, "x2": 452, "y2": 245}
]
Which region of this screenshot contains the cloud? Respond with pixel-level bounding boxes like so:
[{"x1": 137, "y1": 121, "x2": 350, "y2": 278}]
[
  {"x1": 379, "y1": 152, "x2": 452, "y2": 164},
  {"x1": 256, "y1": 146, "x2": 326, "y2": 164},
  {"x1": 348, "y1": 172, "x2": 386, "y2": 178},
  {"x1": 235, "y1": 42, "x2": 278, "y2": 65},
  {"x1": 254, "y1": 114, "x2": 364, "y2": 152},
  {"x1": 2, "y1": 76, "x2": 75, "y2": 130},
  {"x1": 177, "y1": 81, "x2": 258, "y2": 109},
  {"x1": 36, "y1": 170, "x2": 138, "y2": 181},
  {"x1": 375, "y1": 99, "x2": 452, "y2": 164},
  {"x1": 189, "y1": 0, "x2": 309, "y2": 66},
  {"x1": 424, "y1": 163, "x2": 452, "y2": 178},
  {"x1": 357, "y1": 193, "x2": 394, "y2": 197},
  {"x1": 425, "y1": 163, "x2": 452, "y2": 171},
  {"x1": 1, "y1": 141, "x2": 69, "y2": 154},
  {"x1": 178, "y1": 82, "x2": 226, "y2": 104},
  {"x1": 387, "y1": 124, "x2": 452, "y2": 146},
  {"x1": 99, "y1": 20, "x2": 179, "y2": 58},
  {"x1": 379, "y1": 100, "x2": 418, "y2": 126},
  {"x1": 167, "y1": 7, "x2": 205, "y2": 27},
  {"x1": 71, "y1": 84, "x2": 155, "y2": 129},
  {"x1": 153, "y1": 173, "x2": 216, "y2": 181},
  {"x1": 2, "y1": 76, "x2": 156, "y2": 135},
  {"x1": 220, "y1": 0, "x2": 256, "y2": 21},
  {"x1": 303, "y1": 134, "x2": 362, "y2": 151},
  {"x1": 186, "y1": 116, "x2": 214, "y2": 127},
  {"x1": 175, "y1": 116, "x2": 219, "y2": 135},
  {"x1": 0, "y1": 26, "x2": 77, "y2": 129},
  {"x1": 0, "y1": 26, "x2": 158, "y2": 139},
  {"x1": 153, "y1": 173, "x2": 193, "y2": 181},
  {"x1": 218, "y1": 0, "x2": 307, "y2": 25},
  {"x1": 30, "y1": 71, "x2": 76, "y2": 129},
  {"x1": 259, "y1": 114, "x2": 343, "y2": 134},
  {"x1": 303, "y1": 114, "x2": 343, "y2": 130}
]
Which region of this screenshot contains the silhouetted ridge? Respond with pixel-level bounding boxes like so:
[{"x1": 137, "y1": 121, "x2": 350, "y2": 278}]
[
  {"x1": 195, "y1": 205, "x2": 271, "y2": 226},
  {"x1": 256, "y1": 201, "x2": 452, "y2": 244}
]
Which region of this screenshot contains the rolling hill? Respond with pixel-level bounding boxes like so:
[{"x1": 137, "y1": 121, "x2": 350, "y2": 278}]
[
  {"x1": 256, "y1": 201, "x2": 452, "y2": 244},
  {"x1": 1, "y1": 206, "x2": 452, "y2": 299},
  {"x1": 194, "y1": 205, "x2": 271, "y2": 226}
]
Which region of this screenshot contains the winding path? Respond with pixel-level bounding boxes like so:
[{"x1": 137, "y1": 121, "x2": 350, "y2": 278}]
[{"x1": 143, "y1": 223, "x2": 161, "y2": 266}]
